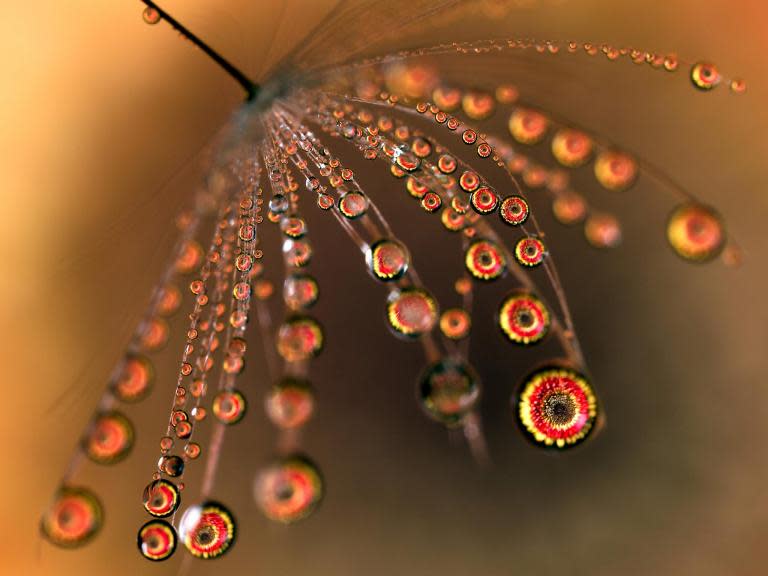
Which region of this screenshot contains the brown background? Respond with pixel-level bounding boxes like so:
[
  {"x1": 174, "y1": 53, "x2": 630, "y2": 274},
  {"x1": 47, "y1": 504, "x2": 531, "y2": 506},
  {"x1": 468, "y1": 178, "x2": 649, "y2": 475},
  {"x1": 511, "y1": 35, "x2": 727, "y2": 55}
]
[{"x1": 2, "y1": 1, "x2": 767, "y2": 575}]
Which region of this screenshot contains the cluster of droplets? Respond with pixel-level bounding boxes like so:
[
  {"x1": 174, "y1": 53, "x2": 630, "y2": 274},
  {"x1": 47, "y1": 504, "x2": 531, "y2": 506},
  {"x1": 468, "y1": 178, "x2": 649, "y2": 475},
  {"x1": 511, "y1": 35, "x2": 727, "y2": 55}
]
[{"x1": 41, "y1": 12, "x2": 743, "y2": 563}]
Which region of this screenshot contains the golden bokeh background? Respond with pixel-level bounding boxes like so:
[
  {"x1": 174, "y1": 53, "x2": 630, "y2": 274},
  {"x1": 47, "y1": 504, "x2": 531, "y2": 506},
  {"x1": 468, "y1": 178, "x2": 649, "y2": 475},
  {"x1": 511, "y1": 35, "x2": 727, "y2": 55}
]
[{"x1": 1, "y1": 1, "x2": 767, "y2": 575}]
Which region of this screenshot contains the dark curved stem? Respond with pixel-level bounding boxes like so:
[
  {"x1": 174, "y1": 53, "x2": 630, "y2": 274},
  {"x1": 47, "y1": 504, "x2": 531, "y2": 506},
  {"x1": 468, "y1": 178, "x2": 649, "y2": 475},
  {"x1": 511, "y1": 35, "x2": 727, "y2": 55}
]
[{"x1": 140, "y1": 0, "x2": 259, "y2": 101}]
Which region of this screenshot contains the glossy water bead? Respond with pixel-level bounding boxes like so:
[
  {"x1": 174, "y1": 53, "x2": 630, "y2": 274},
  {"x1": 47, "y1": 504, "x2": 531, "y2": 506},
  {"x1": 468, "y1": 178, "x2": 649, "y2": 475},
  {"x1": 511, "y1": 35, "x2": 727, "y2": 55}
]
[
  {"x1": 498, "y1": 292, "x2": 550, "y2": 345},
  {"x1": 255, "y1": 456, "x2": 324, "y2": 524},
  {"x1": 465, "y1": 239, "x2": 507, "y2": 280},
  {"x1": 142, "y1": 479, "x2": 181, "y2": 518},
  {"x1": 514, "y1": 237, "x2": 546, "y2": 267},
  {"x1": 386, "y1": 288, "x2": 438, "y2": 337},
  {"x1": 367, "y1": 239, "x2": 409, "y2": 281},
  {"x1": 137, "y1": 519, "x2": 177, "y2": 561},
  {"x1": 41, "y1": 487, "x2": 103, "y2": 548},
  {"x1": 179, "y1": 501, "x2": 237, "y2": 559},
  {"x1": 516, "y1": 367, "x2": 598, "y2": 449}
]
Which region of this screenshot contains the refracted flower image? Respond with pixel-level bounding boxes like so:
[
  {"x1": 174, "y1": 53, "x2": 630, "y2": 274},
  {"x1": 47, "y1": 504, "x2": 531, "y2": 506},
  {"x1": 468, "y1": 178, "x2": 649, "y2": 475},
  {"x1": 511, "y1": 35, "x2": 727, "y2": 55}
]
[{"x1": 2, "y1": 1, "x2": 767, "y2": 575}]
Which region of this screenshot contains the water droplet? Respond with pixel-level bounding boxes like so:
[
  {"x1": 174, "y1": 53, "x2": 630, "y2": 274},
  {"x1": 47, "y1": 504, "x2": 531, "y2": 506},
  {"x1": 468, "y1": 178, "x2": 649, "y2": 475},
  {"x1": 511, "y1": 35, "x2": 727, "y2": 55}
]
[
  {"x1": 137, "y1": 519, "x2": 177, "y2": 561},
  {"x1": 419, "y1": 359, "x2": 480, "y2": 425},
  {"x1": 498, "y1": 292, "x2": 550, "y2": 345},
  {"x1": 386, "y1": 288, "x2": 438, "y2": 338},
  {"x1": 366, "y1": 239, "x2": 409, "y2": 282},
  {"x1": 212, "y1": 390, "x2": 247, "y2": 425},
  {"x1": 277, "y1": 316, "x2": 324, "y2": 361},
  {"x1": 255, "y1": 456, "x2": 323, "y2": 524},
  {"x1": 83, "y1": 411, "x2": 134, "y2": 465},
  {"x1": 465, "y1": 239, "x2": 507, "y2": 281},
  {"x1": 179, "y1": 501, "x2": 236, "y2": 559},
  {"x1": 666, "y1": 203, "x2": 725, "y2": 262},
  {"x1": 514, "y1": 237, "x2": 546, "y2": 267},
  {"x1": 41, "y1": 486, "x2": 103, "y2": 548},
  {"x1": 142, "y1": 479, "x2": 180, "y2": 518},
  {"x1": 265, "y1": 378, "x2": 315, "y2": 430},
  {"x1": 516, "y1": 367, "x2": 598, "y2": 449}
]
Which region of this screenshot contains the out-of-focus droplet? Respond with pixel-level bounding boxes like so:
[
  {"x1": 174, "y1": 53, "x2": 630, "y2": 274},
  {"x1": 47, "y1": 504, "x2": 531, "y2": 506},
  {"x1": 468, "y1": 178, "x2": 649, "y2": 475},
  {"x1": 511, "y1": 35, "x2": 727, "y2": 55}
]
[
  {"x1": 265, "y1": 378, "x2": 314, "y2": 430},
  {"x1": 594, "y1": 150, "x2": 637, "y2": 191},
  {"x1": 666, "y1": 203, "x2": 725, "y2": 262},
  {"x1": 419, "y1": 359, "x2": 480, "y2": 426},
  {"x1": 508, "y1": 108, "x2": 548, "y2": 144},
  {"x1": 277, "y1": 316, "x2": 324, "y2": 361},
  {"x1": 584, "y1": 213, "x2": 622, "y2": 248},
  {"x1": 439, "y1": 308, "x2": 471, "y2": 340},
  {"x1": 255, "y1": 456, "x2": 323, "y2": 524},
  {"x1": 83, "y1": 411, "x2": 134, "y2": 465},
  {"x1": 551, "y1": 129, "x2": 593, "y2": 167},
  {"x1": 41, "y1": 486, "x2": 103, "y2": 548},
  {"x1": 113, "y1": 354, "x2": 154, "y2": 403}
]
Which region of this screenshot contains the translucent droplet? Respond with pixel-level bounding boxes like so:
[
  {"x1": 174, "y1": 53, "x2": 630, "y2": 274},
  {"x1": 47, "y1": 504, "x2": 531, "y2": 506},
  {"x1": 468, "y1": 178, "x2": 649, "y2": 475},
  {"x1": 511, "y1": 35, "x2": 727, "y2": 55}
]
[
  {"x1": 499, "y1": 195, "x2": 529, "y2": 226},
  {"x1": 470, "y1": 187, "x2": 499, "y2": 214},
  {"x1": 462, "y1": 90, "x2": 496, "y2": 120},
  {"x1": 514, "y1": 237, "x2": 546, "y2": 267},
  {"x1": 265, "y1": 378, "x2": 315, "y2": 430},
  {"x1": 142, "y1": 7, "x2": 161, "y2": 25},
  {"x1": 175, "y1": 241, "x2": 203, "y2": 275},
  {"x1": 465, "y1": 239, "x2": 506, "y2": 281},
  {"x1": 551, "y1": 129, "x2": 593, "y2": 167},
  {"x1": 41, "y1": 486, "x2": 103, "y2": 548},
  {"x1": 212, "y1": 390, "x2": 247, "y2": 425},
  {"x1": 338, "y1": 190, "x2": 369, "y2": 219},
  {"x1": 516, "y1": 367, "x2": 598, "y2": 449},
  {"x1": 666, "y1": 203, "x2": 725, "y2": 262},
  {"x1": 366, "y1": 239, "x2": 409, "y2": 282},
  {"x1": 498, "y1": 292, "x2": 550, "y2": 345},
  {"x1": 690, "y1": 62, "x2": 721, "y2": 91},
  {"x1": 584, "y1": 213, "x2": 622, "y2": 248},
  {"x1": 113, "y1": 354, "x2": 154, "y2": 403},
  {"x1": 386, "y1": 288, "x2": 438, "y2": 338},
  {"x1": 158, "y1": 455, "x2": 184, "y2": 477},
  {"x1": 142, "y1": 479, "x2": 180, "y2": 518},
  {"x1": 508, "y1": 108, "x2": 548, "y2": 144},
  {"x1": 255, "y1": 456, "x2": 323, "y2": 524},
  {"x1": 419, "y1": 359, "x2": 480, "y2": 426},
  {"x1": 552, "y1": 192, "x2": 587, "y2": 225},
  {"x1": 439, "y1": 308, "x2": 471, "y2": 340},
  {"x1": 137, "y1": 519, "x2": 177, "y2": 561},
  {"x1": 283, "y1": 238, "x2": 312, "y2": 267},
  {"x1": 179, "y1": 501, "x2": 236, "y2": 559},
  {"x1": 594, "y1": 150, "x2": 637, "y2": 191},
  {"x1": 277, "y1": 316, "x2": 324, "y2": 361},
  {"x1": 83, "y1": 411, "x2": 134, "y2": 465}
]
